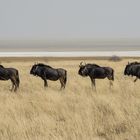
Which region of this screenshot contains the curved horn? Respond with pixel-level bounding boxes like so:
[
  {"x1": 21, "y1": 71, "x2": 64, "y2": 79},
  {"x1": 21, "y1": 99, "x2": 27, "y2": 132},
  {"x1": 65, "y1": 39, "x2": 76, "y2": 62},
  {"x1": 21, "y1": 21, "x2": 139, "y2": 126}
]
[{"x1": 79, "y1": 62, "x2": 83, "y2": 67}]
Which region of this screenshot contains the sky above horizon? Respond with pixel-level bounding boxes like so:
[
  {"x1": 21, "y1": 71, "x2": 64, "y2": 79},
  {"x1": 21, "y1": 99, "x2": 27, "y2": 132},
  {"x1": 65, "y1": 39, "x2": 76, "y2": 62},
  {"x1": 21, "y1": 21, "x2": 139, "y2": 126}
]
[{"x1": 0, "y1": 0, "x2": 140, "y2": 40}]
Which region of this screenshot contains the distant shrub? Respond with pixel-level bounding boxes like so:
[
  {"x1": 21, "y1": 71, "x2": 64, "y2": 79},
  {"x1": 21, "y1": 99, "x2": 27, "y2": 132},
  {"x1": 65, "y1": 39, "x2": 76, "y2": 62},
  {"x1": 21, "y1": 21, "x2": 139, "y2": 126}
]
[{"x1": 109, "y1": 55, "x2": 122, "y2": 62}]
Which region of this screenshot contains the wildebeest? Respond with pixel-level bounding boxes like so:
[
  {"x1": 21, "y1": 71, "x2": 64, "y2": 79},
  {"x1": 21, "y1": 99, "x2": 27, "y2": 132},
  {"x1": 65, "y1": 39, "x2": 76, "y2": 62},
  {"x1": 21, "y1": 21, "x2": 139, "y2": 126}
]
[
  {"x1": 78, "y1": 62, "x2": 114, "y2": 90},
  {"x1": 124, "y1": 61, "x2": 140, "y2": 82},
  {"x1": 0, "y1": 65, "x2": 20, "y2": 92},
  {"x1": 30, "y1": 63, "x2": 67, "y2": 89}
]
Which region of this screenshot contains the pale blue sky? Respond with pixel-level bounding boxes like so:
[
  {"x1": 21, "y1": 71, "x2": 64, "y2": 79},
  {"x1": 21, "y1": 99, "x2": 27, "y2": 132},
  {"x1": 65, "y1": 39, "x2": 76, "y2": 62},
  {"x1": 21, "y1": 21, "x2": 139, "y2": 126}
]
[{"x1": 0, "y1": 0, "x2": 140, "y2": 40}]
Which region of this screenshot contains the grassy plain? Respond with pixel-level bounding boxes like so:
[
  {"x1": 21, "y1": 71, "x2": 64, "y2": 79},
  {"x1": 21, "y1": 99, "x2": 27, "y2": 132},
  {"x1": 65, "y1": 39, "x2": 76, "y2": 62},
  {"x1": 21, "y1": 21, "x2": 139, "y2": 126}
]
[{"x1": 0, "y1": 57, "x2": 139, "y2": 140}]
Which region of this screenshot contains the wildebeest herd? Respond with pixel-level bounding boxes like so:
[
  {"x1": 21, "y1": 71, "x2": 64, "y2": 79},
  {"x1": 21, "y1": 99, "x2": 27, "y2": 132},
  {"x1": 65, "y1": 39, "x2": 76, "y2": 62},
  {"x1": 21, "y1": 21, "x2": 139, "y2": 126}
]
[{"x1": 0, "y1": 61, "x2": 139, "y2": 92}]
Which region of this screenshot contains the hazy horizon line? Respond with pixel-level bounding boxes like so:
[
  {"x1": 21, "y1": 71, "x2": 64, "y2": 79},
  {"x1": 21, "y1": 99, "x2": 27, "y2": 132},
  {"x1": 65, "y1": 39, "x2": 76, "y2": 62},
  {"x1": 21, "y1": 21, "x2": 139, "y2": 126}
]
[
  {"x1": 0, "y1": 51, "x2": 139, "y2": 57},
  {"x1": 1, "y1": 38, "x2": 140, "y2": 45}
]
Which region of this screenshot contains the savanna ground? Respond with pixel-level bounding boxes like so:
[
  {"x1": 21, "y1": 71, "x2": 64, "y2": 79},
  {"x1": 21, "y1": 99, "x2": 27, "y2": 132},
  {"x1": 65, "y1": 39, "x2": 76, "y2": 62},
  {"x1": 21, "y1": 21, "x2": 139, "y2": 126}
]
[{"x1": 0, "y1": 57, "x2": 140, "y2": 140}]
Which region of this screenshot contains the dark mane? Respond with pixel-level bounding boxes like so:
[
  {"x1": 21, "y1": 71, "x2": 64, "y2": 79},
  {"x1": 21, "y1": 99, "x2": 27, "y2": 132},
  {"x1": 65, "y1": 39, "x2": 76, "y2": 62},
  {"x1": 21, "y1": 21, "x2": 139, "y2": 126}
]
[
  {"x1": 0, "y1": 65, "x2": 4, "y2": 68},
  {"x1": 129, "y1": 62, "x2": 140, "y2": 65},
  {"x1": 36, "y1": 63, "x2": 52, "y2": 68},
  {"x1": 86, "y1": 63, "x2": 100, "y2": 67}
]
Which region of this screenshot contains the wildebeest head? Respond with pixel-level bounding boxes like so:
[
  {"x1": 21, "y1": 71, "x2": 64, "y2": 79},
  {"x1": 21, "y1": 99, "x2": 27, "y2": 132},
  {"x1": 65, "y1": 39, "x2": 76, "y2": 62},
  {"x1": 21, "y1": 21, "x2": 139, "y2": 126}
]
[
  {"x1": 30, "y1": 64, "x2": 38, "y2": 76},
  {"x1": 124, "y1": 62, "x2": 131, "y2": 75},
  {"x1": 124, "y1": 61, "x2": 140, "y2": 76},
  {"x1": 124, "y1": 62, "x2": 138, "y2": 76},
  {"x1": 78, "y1": 62, "x2": 89, "y2": 77}
]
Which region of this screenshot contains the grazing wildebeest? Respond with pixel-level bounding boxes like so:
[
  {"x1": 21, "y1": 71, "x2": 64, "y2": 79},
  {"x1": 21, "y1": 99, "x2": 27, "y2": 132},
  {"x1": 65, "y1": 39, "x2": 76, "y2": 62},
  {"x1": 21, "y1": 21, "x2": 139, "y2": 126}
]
[
  {"x1": 124, "y1": 61, "x2": 140, "y2": 82},
  {"x1": 78, "y1": 62, "x2": 114, "y2": 91},
  {"x1": 30, "y1": 63, "x2": 67, "y2": 89},
  {"x1": 0, "y1": 65, "x2": 20, "y2": 92}
]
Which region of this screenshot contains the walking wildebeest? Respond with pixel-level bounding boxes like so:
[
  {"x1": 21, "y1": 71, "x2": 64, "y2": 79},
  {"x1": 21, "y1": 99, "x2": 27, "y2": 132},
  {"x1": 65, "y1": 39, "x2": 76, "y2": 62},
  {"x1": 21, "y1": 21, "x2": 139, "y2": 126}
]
[
  {"x1": 78, "y1": 62, "x2": 114, "y2": 91},
  {"x1": 124, "y1": 61, "x2": 140, "y2": 82},
  {"x1": 0, "y1": 65, "x2": 20, "y2": 92},
  {"x1": 30, "y1": 63, "x2": 67, "y2": 89}
]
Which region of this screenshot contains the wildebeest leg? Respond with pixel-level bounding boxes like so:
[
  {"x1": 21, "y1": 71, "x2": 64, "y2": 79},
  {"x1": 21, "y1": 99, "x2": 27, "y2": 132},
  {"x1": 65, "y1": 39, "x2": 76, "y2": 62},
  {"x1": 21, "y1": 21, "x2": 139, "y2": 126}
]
[
  {"x1": 43, "y1": 78, "x2": 48, "y2": 87},
  {"x1": 59, "y1": 78, "x2": 65, "y2": 90},
  {"x1": 10, "y1": 81, "x2": 14, "y2": 92},
  {"x1": 10, "y1": 78, "x2": 17, "y2": 92},
  {"x1": 109, "y1": 80, "x2": 113, "y2": 89},
  {"x1": 93, "y1": 79, "x2": 96, "y2": 92},
  {"x1": 90, "y1": 77, "x2": 96, "y2": 91},
  {"x1": 134, "y1": 77, "x2": 138, "y2": 82},
  {"x1": 44, "y1": 80, "x2": 48, "y2": 87},
  {"x1": 14, "y1": 84, "x2": 17, "y2": 92},
  {"x1": 13, "y1": 80, "x2": 17, "y2": 92},
  {"x1": 61, "y1": 77, "x2": 66, "y2": 89}
]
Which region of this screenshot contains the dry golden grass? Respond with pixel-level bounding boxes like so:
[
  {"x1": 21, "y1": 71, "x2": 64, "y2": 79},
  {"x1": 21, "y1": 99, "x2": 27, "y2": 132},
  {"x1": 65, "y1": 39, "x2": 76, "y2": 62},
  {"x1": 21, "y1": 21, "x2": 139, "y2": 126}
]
[{"x1": 0, "y1": 58, "x2": 140, "y2": 140}]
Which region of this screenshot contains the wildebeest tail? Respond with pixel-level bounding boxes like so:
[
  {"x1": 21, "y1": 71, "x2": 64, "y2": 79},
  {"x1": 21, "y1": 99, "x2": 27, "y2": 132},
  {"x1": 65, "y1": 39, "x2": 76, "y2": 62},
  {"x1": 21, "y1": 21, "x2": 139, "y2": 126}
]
[
  {"x1": 64, "y1": 70, "x2": 67, "y2": 86},
  {"x1": 112, "y1": 69, "x2": 114, "y2": 81},
  {"x1": 16, "y1": 70, "x2": 20, "y2": 88}
]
